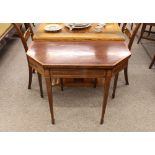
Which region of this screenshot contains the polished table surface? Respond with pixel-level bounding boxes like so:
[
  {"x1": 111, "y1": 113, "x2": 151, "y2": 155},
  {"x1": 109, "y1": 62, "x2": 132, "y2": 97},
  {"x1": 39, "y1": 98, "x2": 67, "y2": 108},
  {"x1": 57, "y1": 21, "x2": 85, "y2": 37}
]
[
  {"x1": 33, "y1": 23, "x2": 125, "y2": 87},
  {"x1": 33, "y1": 23, "x2": 125, "y2": 41},
  {"x1": 27, "y1": 41, "x2": 131, "y2": 124},
  {"x1": 28, "y1": 41, "x2": 130, "y2": 68}
]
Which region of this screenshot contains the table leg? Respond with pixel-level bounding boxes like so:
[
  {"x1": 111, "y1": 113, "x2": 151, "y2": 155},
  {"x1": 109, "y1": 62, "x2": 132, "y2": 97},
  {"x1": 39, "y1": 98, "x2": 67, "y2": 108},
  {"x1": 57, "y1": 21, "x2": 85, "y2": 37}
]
[
  {"x1": 28, "y1": 66, "x2": 32, "y2": 89},
  {"x1": 37, "y1": 72, "x2": 44, "y2": 98},
  {"x1": 112, "y1": 73, "x2": 119, "y2": 99},
  {"x1": 45, "y1": 77, "x2": 55, "y2": 124},
  {"x1": 100, "y1": 75, "x2": 111, "y2": 124}
]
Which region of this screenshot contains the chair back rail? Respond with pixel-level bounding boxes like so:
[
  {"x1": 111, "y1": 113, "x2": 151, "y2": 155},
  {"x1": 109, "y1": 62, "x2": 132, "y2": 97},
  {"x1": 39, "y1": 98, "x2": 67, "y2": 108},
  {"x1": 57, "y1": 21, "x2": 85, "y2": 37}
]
[
  {"x1": 120, "y1": 23, "x2": 141, "y2": 50},
  {"x1": 13, "y1": 23, "x2": 34, "y2": 52}
]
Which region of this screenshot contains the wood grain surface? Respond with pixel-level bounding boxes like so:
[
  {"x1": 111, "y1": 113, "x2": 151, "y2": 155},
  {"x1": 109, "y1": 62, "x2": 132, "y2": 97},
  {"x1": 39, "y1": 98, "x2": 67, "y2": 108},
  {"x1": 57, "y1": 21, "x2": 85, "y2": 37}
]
[{"x1": 33, "y1": 23, "x2": 125, "y2": 41}]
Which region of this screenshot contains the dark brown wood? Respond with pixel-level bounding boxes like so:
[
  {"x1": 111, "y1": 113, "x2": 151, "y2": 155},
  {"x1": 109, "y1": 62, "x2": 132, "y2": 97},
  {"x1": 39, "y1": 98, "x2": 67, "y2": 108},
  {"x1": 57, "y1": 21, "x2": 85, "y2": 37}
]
[
  {"x1": 137, "y1": 24, "x2": 146, "y2": 44},
  {"x1": 27, "y1": 41, "x2": 131, "y2": 124},
  {"x1": 33, "y1": 23, "x2": 126, "y2": 92},
  {"x1": 28, "y1": 66, "x2": 32, "y2": 89},
  {"x1": 13, "y1": 23, "x2": 44, "y2": 97},
  {"x1": 45, "y1": 77, "x2": 55, "y2": 124},
  {"x1": 149, "y1": 55, "x2": 155, "y2": 69},
  {"x1": 131, "y1": 23, "x2": 133, "y2": 30},
  {"x1": 37, "y1": 72, "x2": 44, "y2": 98},
  {"x1": 58, "y1": 78, "x2": 102, "y2": 87},
  {"x1": 112, "y1": 73, "x2": 119, "y2": 99},
  {"x1": 124, "y1": 66, "x2": 129, "y2": 85},
  {"x1": 27, "y1": 41, "x2": 131, "y2": 67},
  {"x1": 148, "y1": 25, "x2": 152, "y2": 36},
  {"x1": 113, "y1": 23, "x2": 141, "y2": 96},
  {"x1": 93, "y1": 78, "x2": 97, "y2": 88},
  {"x1": 13, "y1": 23, "x2": 34, "y2": 52},
  {"x1": 100, "y1": 71, "x2": 112, "y2": 124},
  {"x1": 137, "y1": 23, "x2": 155, "y2": 43},
  {"x1": 121, "y1": 23, "x2": 141, "y2": 50},
  {"x1": 137, "y1": 24, "x2": 155, "y2": 67}
]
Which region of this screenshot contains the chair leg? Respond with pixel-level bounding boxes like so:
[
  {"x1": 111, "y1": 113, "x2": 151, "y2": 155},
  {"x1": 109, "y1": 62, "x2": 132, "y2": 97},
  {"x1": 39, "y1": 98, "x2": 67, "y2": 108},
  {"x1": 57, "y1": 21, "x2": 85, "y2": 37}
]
[
  {"x1": 131, "y1": 23, "x2": 133, "y2": 30},
  {"x1": 124, "y1": 67, "x2": 129, "y2": 85},
  {"x1": 60, "y1": 78, "x2": 64, "y2": 91},
  {"x1": 112, "y1": 73, "x2": 119, "y2": 99},
  {"x1": 137, "y1": 24, "x2": 146, "y2": 44},
  {"x1": 32, "y1": 69, "x2": 35, "y2": 73},
  {"x1": 149, "y1": 55, "x2": 155, "y2": 69},
  {"x1": 148, "y1": 26, "x2": 152, "y2": 36},
  {"x1": 37, "y1": 72, "x2": 44, "y2": 98},
  {"x1": 93, "y1": 78, "x2": 97, "y2": 88},
  {"x1": 28, "y1": 66, "x2": 33, "y2": 89}
]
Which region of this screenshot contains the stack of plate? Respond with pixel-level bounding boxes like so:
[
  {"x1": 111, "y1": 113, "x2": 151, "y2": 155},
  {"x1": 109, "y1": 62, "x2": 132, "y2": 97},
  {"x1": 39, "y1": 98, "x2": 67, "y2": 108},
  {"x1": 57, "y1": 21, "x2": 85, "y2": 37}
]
[{"x1": 65, "y1": 23, "x2": 91, "y2": 30}]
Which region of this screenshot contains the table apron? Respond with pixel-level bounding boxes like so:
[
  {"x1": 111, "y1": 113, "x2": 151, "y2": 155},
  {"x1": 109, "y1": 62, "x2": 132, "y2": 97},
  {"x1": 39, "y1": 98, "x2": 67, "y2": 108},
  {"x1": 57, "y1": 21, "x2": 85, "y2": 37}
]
[
  {"x1": 112, "y1": 59, "x2": 129, "y2": 75},
  {"x1": 28, "y1": 56, "x2": 129, "y2": 78},
  {"x1": 50, "y1": 68, "x2": 109, "y2": 78},
  {"x1": 28, "y1": 57, "x2": 44, "y2": 75}
]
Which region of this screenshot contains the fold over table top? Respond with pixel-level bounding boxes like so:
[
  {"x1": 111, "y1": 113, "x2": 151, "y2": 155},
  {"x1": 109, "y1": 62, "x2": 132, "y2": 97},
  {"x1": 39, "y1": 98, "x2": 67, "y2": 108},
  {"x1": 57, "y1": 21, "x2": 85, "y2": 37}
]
[{"x1": 27, "y1": 41, "x2": 130, "y2": 69}]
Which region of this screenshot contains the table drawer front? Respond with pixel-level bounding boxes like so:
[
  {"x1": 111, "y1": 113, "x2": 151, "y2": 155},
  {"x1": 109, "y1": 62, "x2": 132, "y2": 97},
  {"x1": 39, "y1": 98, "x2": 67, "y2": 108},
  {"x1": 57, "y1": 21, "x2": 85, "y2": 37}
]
[{"x1": 50, "y1": 69, "x2": 106, "y2": 78}]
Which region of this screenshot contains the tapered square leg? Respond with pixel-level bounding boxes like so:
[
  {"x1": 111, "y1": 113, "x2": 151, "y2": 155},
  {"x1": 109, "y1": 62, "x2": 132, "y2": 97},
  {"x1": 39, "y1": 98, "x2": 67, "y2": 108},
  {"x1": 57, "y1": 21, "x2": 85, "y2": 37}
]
[
  {"x1": 112, "y1": 73, "x2": 119, "y2": 99},
  {"x1": 37, "y1": 72, "x2": 44, "y2": 98},
  {"x1": 124, "y1": 67, "x2": 129, "y2": 85},
  {"x1": 45, "y1": 77, "x2": 55, "y2": 124},
  {"x1": 100, "y1": 74, "x2": 111, "y2": 124},
  {"x1": 137, "y1": 24, "x2": 146, "y2": 44},
  {"x1": 28, "y1": 66, "x2": 32, "y2": 89}
]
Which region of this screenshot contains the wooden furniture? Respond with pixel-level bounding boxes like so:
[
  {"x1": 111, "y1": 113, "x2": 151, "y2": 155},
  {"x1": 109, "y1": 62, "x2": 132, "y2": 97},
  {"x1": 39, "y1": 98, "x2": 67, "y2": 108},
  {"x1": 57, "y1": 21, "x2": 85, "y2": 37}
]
[
  {"x1": 34, "y1": 23, "x2": 125, "y2": 41},
  {"x1": 34, "y1": 23, "x2": 125, "y2": 90},
  {"x1": 112, "y1": 23, "x2": 141, "y2": 98},
  {"x1": 137, "y1": 23, "x2": 155, "y2": 69},
  {"x1": 27, "y1": 41, "x2": 131, "y2": 124},
  {"x1": 0, "y1": 23, "x2": 14, "y2": 50},
  {"x1": 0, "y1": 23, "x2": 14, "y2": 41},
  {"x1": 137, "y1": 23, "x2": 155, "y2": 43},
  {"x1": 13, "y1": 23, "x2": 44, "y2": 98}
]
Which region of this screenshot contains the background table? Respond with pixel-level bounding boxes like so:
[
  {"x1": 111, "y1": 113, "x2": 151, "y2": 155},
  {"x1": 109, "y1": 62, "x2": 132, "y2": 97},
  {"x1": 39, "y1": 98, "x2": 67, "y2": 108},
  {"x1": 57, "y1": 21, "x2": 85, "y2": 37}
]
[{"x1": 34, "y1": 23, "x2": 125, "y2": 41}]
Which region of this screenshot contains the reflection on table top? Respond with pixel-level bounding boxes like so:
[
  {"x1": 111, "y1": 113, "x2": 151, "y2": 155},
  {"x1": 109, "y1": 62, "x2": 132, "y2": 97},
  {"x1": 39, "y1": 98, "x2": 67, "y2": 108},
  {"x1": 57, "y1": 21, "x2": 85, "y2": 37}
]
[{"x1": 27, "y1": 41, "x2": 130, "y2": 68}]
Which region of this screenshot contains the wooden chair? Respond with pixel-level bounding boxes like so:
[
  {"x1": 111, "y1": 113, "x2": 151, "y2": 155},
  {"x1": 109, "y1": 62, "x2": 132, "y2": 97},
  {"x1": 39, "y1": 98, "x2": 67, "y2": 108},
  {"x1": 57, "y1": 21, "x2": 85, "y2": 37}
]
[
  {"x1": 13, "y1": 23, "x2": 44, "y2": 98},
  {"x1": 112, "y1": 23, "x2": 141, "y2": 98},
  {"x1": 137, "y1": 24, "x2": 155, "y2": 69},
  {"x1": 137, "y1": 23, "x2": 155, "y2": 43}
]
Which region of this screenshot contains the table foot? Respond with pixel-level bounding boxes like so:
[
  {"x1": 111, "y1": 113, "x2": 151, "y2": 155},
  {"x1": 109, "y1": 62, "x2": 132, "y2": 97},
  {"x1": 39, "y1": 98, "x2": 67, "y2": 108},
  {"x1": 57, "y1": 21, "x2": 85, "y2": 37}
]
[
  {"x1": 100, "y1": 72, "x2": 111, "y2": 126},
  {"x1": 51, "y1": 119, "x2": 55, "y2": 124},
  {"x1": 112, "y1": 93, "x2": 115, "y2": 99},
  {"x1": 45, "y1": 77, "x2": 55, "y2": 125},
  {"x1": 100, "y1": 119, "x2": 104, "y2": 124}
]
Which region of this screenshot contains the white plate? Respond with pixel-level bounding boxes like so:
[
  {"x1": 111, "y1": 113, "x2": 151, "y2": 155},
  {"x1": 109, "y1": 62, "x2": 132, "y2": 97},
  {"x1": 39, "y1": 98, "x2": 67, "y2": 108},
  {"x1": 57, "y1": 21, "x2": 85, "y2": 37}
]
[
  {"x1": 44, "y1": 24, "x2": 62, "y2": 32},
  {"x1": 65, "y1": 23, "x2": 91, "y2": 30}
]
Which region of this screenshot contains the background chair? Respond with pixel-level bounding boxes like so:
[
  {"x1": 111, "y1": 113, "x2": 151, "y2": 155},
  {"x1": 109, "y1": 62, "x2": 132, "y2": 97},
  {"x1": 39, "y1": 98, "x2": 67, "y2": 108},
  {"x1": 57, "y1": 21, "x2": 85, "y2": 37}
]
[
  {"x1": 137, "y1": 23, "x2": 155, "y2": 69},
  {"x1": 13, "y1": 23, "x2": 44, "y2": 98},
  {"x1": 112, "y1": 23, "x2": 141, "y2": 98},
  {"x1": 137, "y1": 23, "x2": 155, "y2": 43}
]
